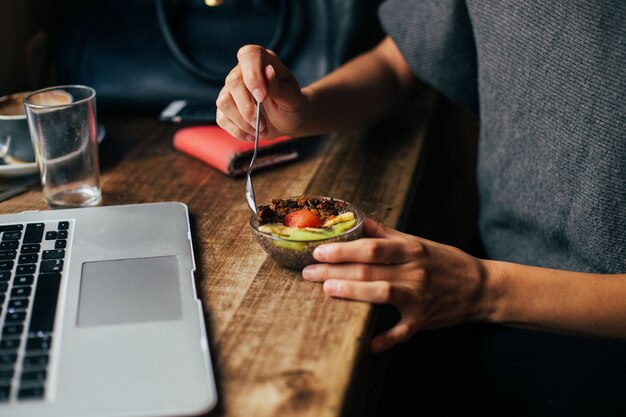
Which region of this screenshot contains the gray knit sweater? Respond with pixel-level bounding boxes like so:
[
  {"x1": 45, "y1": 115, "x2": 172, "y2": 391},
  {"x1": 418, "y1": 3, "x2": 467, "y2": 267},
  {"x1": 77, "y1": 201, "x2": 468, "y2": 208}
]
[{"x1": 379, "y1": 0, "x2": 626, "y2": 273}]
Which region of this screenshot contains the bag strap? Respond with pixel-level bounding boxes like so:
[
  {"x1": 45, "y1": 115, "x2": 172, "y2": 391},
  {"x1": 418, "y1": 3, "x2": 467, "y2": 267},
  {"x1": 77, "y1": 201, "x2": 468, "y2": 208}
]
[{"x1": 155, "y1": 0, "x2": 288, "y2": 83}]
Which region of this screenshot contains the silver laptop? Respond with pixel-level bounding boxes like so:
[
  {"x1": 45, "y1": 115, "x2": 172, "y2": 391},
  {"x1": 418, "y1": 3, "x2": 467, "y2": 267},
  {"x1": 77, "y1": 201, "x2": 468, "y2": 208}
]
[{"x1": 0, "y1": 202, "x2": 217, "y2": 416}]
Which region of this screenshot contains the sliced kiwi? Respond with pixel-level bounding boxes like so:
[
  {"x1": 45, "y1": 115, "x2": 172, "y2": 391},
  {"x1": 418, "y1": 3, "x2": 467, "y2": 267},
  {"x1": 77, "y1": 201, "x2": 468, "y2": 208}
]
[
  {"x1": 288, "y1": 229, "x2": 335, "y2": 241},
  {"x1": 331, "y1": 218, "x2": 356, "y2": 234},
  {"x1": 260, "y1": 212, "x2": 357, "y2": 245}
]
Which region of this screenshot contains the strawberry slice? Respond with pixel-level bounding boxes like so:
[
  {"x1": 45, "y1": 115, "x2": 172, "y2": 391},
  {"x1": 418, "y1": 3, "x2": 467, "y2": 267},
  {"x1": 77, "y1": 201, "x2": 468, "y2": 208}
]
[{"x1": 283, "y1": 209, "x2": 322, "y2": 229}]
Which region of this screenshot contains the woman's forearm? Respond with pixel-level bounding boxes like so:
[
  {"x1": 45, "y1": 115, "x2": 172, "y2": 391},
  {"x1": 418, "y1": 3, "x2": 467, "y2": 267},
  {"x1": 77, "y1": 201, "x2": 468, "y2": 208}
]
[
  {"x1": 297, "y1": 36, "x2": 420, "y2": 136},
  {"x1": 484, "y1": 260, "x2": 626, "y2": 339}
]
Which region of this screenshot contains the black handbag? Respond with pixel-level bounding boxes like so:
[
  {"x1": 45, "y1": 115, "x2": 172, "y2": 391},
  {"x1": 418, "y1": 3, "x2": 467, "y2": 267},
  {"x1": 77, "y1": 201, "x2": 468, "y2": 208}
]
[{"x1": 53, "y1": 0, "x2": 383, "y2": 114}]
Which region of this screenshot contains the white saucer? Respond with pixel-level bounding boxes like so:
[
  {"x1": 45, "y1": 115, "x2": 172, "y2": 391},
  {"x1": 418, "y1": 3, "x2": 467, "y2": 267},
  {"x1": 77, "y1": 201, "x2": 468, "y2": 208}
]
[{"x1": 0, "y1": 125, "x2": 106, "y2": 178}]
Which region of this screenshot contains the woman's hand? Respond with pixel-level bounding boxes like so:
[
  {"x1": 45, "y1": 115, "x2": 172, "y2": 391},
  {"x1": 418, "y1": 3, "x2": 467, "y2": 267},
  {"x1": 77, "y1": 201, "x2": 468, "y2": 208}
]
[
  {"x1": 216, "y1": 45, "x2": 311, "y2": 141},
  {"x1": 302, "y1": 217, "x2": 495, "y2": 352}
]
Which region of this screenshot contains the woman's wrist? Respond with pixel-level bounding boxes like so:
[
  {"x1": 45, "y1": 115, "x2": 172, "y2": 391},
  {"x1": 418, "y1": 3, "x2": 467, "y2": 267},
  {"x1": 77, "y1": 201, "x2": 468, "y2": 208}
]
[
  {"x1": 475, "y1": 259, "x2": 508, "y2": 324},
  {"x1": 293, "y1": 86, "x2": 319, "y2": 137}
]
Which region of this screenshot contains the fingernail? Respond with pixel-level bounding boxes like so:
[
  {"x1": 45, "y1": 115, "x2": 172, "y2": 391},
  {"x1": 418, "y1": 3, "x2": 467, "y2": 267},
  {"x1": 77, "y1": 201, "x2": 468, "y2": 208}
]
[
  {"x1": 324, "y1": 280, "x2": 339, "y2": 295},
  {"x1": 313, "y1": 245, "x2": 329, "y2": 260},
  {"x1": 302, "y1": 266, "x2": 317, "y2": 280},
  {"x1": 245, "y1": 134, "x2": 254, "y2": 142},
  {"x1": 252, "y1": 88, "x2": 264, "y2": 103}
]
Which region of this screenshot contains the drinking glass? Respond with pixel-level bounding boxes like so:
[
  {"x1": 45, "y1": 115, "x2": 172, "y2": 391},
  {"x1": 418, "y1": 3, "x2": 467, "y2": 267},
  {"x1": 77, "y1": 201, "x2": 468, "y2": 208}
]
[{"x1": 24, "y1": 85, "x2": 102, "y2": 208}]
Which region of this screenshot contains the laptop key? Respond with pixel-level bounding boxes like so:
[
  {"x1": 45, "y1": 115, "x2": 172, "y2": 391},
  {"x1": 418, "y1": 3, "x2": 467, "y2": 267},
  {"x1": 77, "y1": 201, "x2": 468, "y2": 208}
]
[
  {"x1": 14, "y1": 275, "x2": 34, "y2": 286},
  {"x1": 26, "y1": 337, "x2": 52, "y2": 353},
  {"x1": 2, "y1": 324, "x2": 24, "y2": 338},
  {"x1": 58, "y1": 221, "x2": 69, "y2": 230},
  {"x1": 0, "y1": 224, "x2": 23, "y2": 232},
  {"x1": 42, "y1": 249, "x2": 65, "y2": 260},
  {"x1": 11, "y1": 286, "x2": 31, "y2": 298},
  {"x1": 0, "y1": 241, "x2": 18, "y2": 250},
  {"x1": 5, "y1": 311, "x2": 27, "y2": 323},
  {"x1": 0, "y1": 369, "x2": 14, "y2": 384},
  {"x1": 29, "y1": 272, "x2": 62, "y2": 333},
  {"x1": 8, "y1": 298, "x2": 29, "y2": 310},
  {"x1": 0, "y1": 385, "x2": 10, "y2": 401},
  {"x1": 0, "y1": 339, "x2": 21, "y2": 352},
  {"x1": 45, "y1": 231, "x2": 57, "y2": 240},
  {"x1": 20, "y1": 370, "x2": 47, "y2": 387},
  {"x1": 0, "y1": 260, "x2": 14, "y2": 270},
  {"x1": 55, "y1": 239, "x2": 67, "y2": 249},
  {"x1": 0, "y1": 271, "x2": 10, "y2": 281},
  {"x1": 0, "y1": 250, "x2": 17, "y2": 260},
  {"x1": 20, "y1": 244, "x2": 40, "y2": 254},
  {"x1": 0, "y1": 282, "x2": 7, "y2": 292},
  {"x1": 2, "y1": 231, "x2": 22, "y2": 240},
  {"x1": 18, "y1": 254, "x2": 38, "y2": 264},
  {"x1": 0, "y1": 354, "x2": 18, "y2": 368},
  {"x1": 40, "y1": 259, "x2": 63, "y2": 273},
  {"x1": 16, "y1": 264, "x2": 36, "y2": 275},
  {"x1": 23, "y1": 223, "x2": 44, "y2": 244},
  {"x1": 22, "y1": 355, "x2": 48, "y2": 370},
  {"x1": 18, "y1": 386, "x2": 44, "y2": 399},
  {"x1": 57, "y1": 230, "x2": 68, "y2": 239}
]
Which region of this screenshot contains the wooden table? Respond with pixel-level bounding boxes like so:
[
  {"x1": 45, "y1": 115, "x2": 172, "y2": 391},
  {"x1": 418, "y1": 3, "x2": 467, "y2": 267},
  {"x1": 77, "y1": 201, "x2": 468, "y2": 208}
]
[{"x1": 0, "y1": 89, "x2": 438, "y2": 417}]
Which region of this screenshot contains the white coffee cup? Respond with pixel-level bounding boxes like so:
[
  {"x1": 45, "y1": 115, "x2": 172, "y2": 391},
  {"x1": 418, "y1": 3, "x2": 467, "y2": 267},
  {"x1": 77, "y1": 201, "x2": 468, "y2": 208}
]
[{"x1": 0, "y1": 92, "x2": 36, "y2": 163}]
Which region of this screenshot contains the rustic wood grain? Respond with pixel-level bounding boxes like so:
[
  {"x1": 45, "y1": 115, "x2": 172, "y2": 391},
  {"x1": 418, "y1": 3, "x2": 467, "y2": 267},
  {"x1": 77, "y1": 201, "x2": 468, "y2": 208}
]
[{"x1": 0, "y1": 89, "x2": 438, "y2": 417}]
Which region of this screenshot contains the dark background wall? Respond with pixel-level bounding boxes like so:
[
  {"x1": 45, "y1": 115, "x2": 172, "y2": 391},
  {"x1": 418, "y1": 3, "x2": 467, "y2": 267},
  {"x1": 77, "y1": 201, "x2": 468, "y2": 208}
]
[{"x1": 0, "y1": 0, "x2": 59, "y2": 96}]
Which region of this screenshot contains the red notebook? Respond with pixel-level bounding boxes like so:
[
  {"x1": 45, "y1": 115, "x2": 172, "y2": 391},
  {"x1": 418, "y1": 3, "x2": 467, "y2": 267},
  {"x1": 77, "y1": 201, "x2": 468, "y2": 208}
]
[{"x1": 172, "y1": 126, "x2": 298, "y2": 176}]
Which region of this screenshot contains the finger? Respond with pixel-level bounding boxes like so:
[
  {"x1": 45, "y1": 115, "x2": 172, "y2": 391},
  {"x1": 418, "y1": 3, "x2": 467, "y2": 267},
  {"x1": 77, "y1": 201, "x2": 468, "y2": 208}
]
[
  {"x1": 237, "y1": 45, "x2": 287, "y2": 103},
  {"x1": 237, "y1": 45, "x2": 267, "y2": 102},
  {"x1": 237, "y1": 45, "x2": 301, "y2": 105},
  {"x1": 370, "y1": 317, "x2": 417, "y2": 352},
  {"x1": 216, "y1": 88, "x2": 257, "y2": 137},
  {"x1": 263, "y1": 63, "x2": 302, "y2": 110},
  {"x1": 313, "y1": 238, "x2": 416, "y2": 264},
  {"x1": 323, "y1": 279, "x2": 400, "y2": 304},
  {"x1": 363, "y1": 217, "x2": 408, "y2": 240},
  {"x1": 215, "y1": 109, "x2": 254, "y2": 142},
  {"x1": 225, "y1": 70, "x2": 267, "y2": 131},
  {"x1": 303, "y1": 262, "x2": 400, "y2": 283},
  {"x1": 363, "y1": 217, "x2": 389, "y2": 238}
]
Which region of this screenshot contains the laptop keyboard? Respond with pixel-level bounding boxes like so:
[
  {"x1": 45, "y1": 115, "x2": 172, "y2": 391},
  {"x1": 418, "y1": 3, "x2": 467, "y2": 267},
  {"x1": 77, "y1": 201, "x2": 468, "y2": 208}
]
[{"x1": 0, "y1": 221, "x2": 70, "y2": 402}]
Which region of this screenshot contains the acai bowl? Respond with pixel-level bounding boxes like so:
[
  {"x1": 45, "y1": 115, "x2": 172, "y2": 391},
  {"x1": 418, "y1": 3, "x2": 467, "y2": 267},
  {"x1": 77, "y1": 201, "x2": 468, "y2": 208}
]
[{"x1": 250, "y1": 196, "x2": 364, "y2": 269}]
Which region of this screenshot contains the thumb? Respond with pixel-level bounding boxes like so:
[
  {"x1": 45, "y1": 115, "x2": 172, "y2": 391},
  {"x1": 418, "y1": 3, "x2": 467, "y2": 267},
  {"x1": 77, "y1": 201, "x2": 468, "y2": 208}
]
[
  {"x1": 264, "y1": 64, "x2": 303, "y2": 110},
  {"x1": 364, "y1": 217, "x2": 414, "y2": 240},
  {"x1": 363, "y1": 217, "x2": 393, "y2": 238},
  {"x1": 371, "y1": 316, "x2": 417, "y2": 352}
]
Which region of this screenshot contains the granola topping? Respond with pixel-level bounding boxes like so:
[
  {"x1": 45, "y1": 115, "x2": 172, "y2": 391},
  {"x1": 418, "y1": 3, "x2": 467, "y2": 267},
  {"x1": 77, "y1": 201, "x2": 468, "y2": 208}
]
[{"x1": 257, "y1": 196, "x2": 348, "y2": 225}]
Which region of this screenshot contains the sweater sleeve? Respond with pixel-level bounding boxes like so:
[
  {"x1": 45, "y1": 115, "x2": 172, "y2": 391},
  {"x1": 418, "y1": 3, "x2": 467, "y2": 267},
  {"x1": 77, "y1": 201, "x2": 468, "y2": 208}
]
[{"x1": 379, "y1": 0, "x2": 478, "y2": 112}]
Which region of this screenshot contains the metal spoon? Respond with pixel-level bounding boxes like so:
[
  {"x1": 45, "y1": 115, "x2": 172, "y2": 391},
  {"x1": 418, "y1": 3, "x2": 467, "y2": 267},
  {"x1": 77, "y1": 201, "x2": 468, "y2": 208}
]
[{"x1": 245, "y1": 101, "x2": 261, "y2": 215}]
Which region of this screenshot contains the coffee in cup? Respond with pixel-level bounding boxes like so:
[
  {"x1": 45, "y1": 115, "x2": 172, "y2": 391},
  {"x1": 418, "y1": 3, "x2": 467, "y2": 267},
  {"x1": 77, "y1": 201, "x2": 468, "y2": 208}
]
[{"x1": 0, "y1": 90, "x2": 73, "y2": 164}]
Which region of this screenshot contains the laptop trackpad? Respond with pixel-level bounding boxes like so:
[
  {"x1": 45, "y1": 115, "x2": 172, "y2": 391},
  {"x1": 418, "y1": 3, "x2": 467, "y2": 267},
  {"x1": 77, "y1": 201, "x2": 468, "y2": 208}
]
[{"x1": 78, "y1": 256, "x2": 182, "y2": 327}]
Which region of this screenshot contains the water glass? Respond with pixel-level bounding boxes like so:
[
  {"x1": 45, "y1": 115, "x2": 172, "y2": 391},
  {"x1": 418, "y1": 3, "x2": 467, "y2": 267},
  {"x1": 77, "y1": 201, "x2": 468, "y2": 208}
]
[{"x1": 24, "y1": 85, "x2": 102, "y2": 208}]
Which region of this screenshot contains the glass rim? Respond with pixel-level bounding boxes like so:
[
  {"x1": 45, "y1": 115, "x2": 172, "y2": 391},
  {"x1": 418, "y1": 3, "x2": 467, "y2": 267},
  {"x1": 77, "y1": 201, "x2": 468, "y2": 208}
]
[{"x1": 23, "y1": 85, "x2": 96, "y2": 110}]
